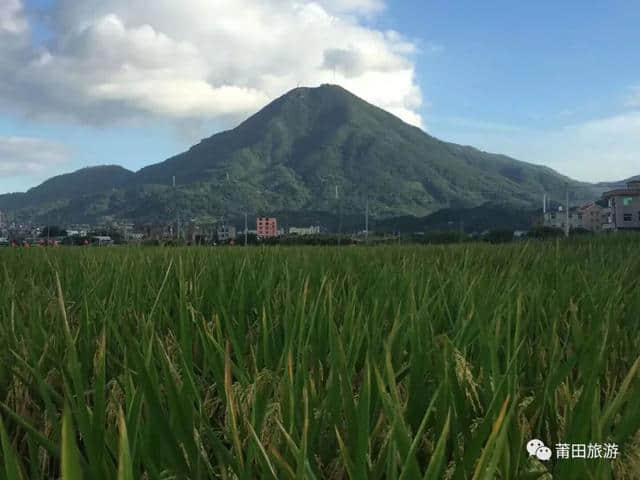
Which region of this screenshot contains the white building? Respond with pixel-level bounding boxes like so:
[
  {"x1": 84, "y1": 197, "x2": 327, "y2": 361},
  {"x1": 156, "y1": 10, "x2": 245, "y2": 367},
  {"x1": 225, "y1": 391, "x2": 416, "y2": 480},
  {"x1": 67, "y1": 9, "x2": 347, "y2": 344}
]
[
  {"x1": 217, "y1": 225, "x2": 237, "y2": 242},
  {"x1": 288, "y1": 225, "x2": 321, "y2": 235},
  {"x1": 543, "y1": 206, "x2": 582, "y2": 231}
]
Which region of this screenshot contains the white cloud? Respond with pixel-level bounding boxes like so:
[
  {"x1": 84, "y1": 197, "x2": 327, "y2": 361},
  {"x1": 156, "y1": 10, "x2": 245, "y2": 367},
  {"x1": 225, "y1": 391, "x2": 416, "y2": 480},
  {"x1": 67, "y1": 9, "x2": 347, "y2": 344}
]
[
  {"x1": 434, "y1": 111, "x2": 640, "y2": 182},
  {"x1": 0, "y1": 136, "x2": 71, "y2": 178},
  {"x1": 316, "y1": 0, "x2": 385, "y2": 15},
  {"x1": 0, "y1": 0, "x2": 27, "y2": 34},
  {"x1": 0, "y1": 0, "x2": 423, "y2": 127},
  {"x1": 557, "y1": 112, "x2": 640, "y2": 180}
]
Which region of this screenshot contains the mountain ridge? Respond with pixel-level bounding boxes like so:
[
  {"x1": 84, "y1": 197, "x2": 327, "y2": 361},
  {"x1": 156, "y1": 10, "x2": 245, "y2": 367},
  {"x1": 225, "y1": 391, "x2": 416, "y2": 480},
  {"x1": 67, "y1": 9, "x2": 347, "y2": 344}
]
[{"x1": 0, "y1": 84, "x2": 608, "y2": 224}]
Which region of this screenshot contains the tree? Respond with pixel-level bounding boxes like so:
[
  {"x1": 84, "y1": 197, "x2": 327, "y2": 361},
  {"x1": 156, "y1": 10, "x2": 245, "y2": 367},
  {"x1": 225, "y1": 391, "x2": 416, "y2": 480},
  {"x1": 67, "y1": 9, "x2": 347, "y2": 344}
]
[
  {"x1": 527, "y1": 226, "x2": 564, "y2": 239},
  {"x1": 485, "y1": 229, "x2": 514, "y2": 244}
]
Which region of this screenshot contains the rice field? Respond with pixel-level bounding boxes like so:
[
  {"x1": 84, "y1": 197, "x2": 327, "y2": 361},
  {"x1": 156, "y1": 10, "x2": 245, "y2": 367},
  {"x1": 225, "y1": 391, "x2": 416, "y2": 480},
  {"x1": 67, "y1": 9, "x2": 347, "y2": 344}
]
[{"x1": 1, "y1": 237, "x2": 640, "y2": 479}]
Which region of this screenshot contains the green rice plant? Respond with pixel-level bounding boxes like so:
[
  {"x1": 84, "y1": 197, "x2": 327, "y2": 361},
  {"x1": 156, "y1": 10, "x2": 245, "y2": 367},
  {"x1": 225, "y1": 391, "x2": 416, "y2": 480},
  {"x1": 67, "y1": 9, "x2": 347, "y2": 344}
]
[{"x1": 0, "y1": 236, "x2": 639, "y2": 478}]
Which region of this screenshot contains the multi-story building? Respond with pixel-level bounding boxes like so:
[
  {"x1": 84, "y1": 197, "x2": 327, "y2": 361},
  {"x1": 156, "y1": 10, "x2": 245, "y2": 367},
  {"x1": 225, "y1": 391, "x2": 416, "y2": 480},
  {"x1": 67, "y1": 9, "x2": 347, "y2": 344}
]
[
  {"x1": 579, "y1": 202, "x2": 610, "y2": 232},
  {"x1": 144, "y1": 224, "x2": 171, "y2": 240},
  {"x1": 602, "y1": 180, "x2": 640, "y2": 230},
  {"x1": 257, "y1": 217, "x2": 278, "y2": 238},
  {"x1": 542, "y1": 201, "x2": 614, "y2": 233},
  {"x1": 599, "y1": 207, "x2": 613, "y2": 231},
  {"x1": 217, "y1": 225, "x2": 237, "y2": 242},
  {"x1": 543, "y1": 207, "x2": 583, "y2": 231},
  {"x1": 0, "y1": 211, "x2": 7, "y2": 244}
]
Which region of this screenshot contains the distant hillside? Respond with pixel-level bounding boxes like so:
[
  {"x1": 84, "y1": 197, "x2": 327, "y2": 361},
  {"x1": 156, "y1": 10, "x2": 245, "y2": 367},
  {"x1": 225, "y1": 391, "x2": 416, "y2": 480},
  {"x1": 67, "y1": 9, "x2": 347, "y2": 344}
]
[
  {"x1": 0, "y1": 165, "x2": 133, "y2": 210},
  {"x1": 596, "y1": 175, "x2": 640, "y2": 190},
  {"x1": 0, "y1": 85, "x2": 602, "y2": 224}
]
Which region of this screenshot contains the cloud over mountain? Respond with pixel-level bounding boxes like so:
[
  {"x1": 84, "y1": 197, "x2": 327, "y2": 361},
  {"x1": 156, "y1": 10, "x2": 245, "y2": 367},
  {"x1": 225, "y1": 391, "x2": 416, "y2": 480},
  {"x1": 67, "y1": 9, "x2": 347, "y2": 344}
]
[{"x1": 0, "y1": 0, "x2": 423, "y2": 127}]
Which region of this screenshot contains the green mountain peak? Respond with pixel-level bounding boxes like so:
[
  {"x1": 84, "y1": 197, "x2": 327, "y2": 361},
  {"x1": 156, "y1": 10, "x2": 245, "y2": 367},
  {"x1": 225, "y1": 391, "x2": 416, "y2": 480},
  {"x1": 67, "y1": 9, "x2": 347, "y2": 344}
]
[{"x1": 1, "y1": 85, "x2": 603, "y2": 225}]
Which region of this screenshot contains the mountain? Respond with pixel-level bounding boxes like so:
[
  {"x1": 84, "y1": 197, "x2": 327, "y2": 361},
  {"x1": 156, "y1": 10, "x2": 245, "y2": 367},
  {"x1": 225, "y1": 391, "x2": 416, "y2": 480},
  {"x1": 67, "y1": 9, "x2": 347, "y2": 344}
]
[
  {"x1": 0, "y1": 165, "x2": 134, "y2": 221},
  {"x1": 0, "y1": 85, "x2": 601, "y2": 225},
  {"x1": 596, "y1": 175, "x2": 640, "y2": 190},
  {"x1": 28, "y1": 165, "x2": 133, "y2": 204}
]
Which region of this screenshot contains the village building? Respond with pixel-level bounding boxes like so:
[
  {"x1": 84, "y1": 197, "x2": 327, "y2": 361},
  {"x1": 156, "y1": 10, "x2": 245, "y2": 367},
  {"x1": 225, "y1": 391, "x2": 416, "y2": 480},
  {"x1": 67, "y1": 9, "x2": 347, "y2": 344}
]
[
  {"x1": 217, "y1": 225, "x2": 237, "y2": 242},
  {"x1": 602, "y1": 180, "x2": 640, "y2": 231},
  {"x1": 257, "y1": 217, "x2": 278, "y2": 238},
  {"x1": 288, "y1": 225, "x2": 321, "y2": 236}
]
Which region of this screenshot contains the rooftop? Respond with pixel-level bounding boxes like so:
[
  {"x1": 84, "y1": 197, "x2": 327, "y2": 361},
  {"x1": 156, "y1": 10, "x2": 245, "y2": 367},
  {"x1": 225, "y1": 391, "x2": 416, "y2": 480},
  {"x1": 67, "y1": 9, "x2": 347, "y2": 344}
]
[{"x1": 602, "y1": 179, "x2": 640, "y2": 198}]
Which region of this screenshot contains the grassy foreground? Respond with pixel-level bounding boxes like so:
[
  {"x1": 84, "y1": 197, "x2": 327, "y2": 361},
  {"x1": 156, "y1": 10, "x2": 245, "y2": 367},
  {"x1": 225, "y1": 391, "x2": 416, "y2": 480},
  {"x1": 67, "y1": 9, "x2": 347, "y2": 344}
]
[{"x1": 1, "y1": 238, "x2": 640, "y2": 479}]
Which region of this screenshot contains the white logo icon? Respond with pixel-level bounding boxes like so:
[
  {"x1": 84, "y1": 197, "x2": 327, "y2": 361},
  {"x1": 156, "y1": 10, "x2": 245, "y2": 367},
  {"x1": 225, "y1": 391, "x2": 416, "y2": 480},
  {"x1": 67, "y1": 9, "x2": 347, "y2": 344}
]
[
  {"x1": 527, "y1": 439, "x2": 552, "y2": 461},
  {"x1": 536, "y1": 446, "x2": 553, "y2": 461}
]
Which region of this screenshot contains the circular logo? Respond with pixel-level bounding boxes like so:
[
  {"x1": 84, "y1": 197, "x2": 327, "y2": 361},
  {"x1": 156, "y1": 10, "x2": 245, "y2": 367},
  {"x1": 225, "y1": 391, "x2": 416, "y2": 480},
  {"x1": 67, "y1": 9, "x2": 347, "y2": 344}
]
[{"x1": 526, "y1": 439, "x2": 552, "y2": 461}]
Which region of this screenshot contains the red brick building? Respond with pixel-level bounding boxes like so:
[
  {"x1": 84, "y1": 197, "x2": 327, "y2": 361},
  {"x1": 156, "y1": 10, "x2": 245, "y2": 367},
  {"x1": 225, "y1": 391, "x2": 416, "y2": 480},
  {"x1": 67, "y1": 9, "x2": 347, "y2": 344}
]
[{"x1": 257, "y1": 217, "x2": 278, "y2": 238}]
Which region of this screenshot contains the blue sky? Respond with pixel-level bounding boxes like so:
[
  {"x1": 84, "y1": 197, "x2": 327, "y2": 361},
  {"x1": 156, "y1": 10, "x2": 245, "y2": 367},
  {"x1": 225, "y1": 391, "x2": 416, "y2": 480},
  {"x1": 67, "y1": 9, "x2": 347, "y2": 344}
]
[
  {"x1": 382, "y1": 1, "x2": 640, "y2": 139},
  {"x1": 1, "y1": 0, "x2": 639, "y2": 194}
]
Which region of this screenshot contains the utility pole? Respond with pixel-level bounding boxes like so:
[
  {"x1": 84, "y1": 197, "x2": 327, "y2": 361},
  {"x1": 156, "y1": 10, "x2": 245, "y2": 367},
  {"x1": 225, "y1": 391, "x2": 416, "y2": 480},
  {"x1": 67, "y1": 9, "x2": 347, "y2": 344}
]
[
  {"x1": 365, "y1": 198, "x2": 369, "y2": 243},
  {"x1": 565, "y1": 183, "x2": 570, "y2": 237},
  {"x1": 336, "y1": 184, "x2": 342, "y2": 245},
  {"x1": 244, "y1": 211, "x2": 248, "y2": 246},
  {"x1": 172, "y1": 176, "x2": 178, "y2": 241}
]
